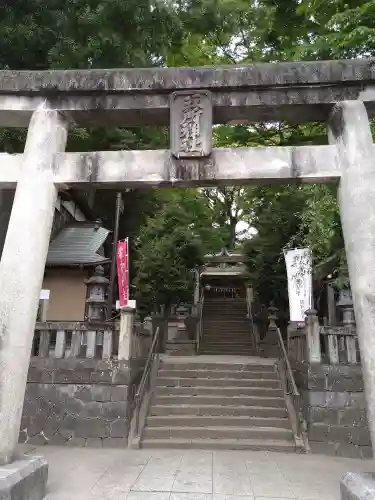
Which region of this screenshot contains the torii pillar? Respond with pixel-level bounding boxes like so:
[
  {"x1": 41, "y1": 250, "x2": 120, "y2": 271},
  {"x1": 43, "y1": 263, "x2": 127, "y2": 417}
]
[
  {"x1": 329, "y1": 101, "x2": 375, "y2": 500},
  {"x1": 0, "y1": 104, "x2": 68, "y2": 470}
]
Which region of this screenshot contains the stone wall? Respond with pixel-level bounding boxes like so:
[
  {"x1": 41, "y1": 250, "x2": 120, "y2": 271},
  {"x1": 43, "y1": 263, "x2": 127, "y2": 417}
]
[
  {"x1": 294, "y1": 363, "x2": 371, "y2": 458},
  {"x1": 19, "y1": 358, "x2": 143, "y2": 448}
]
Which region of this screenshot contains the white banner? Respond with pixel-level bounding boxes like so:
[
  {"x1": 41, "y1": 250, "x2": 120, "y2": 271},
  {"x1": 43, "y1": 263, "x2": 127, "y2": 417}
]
[{"x1": 284, "y1": 248, "x2": 313, "y2": 323}]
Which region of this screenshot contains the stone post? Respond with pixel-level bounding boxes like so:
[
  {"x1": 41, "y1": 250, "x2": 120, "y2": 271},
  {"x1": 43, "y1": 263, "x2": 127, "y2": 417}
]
[
  {"x1": 0, "y1": 104, "x2": 68, "y2": 465},
  {"x1": 327, "y1": 283, "x2": 337, "y2": 326},
  {"x1": 328, "y1": 100, "x2": 375, "y2": 453},
  {"x1": 305, "y1": 309, "x2": 322, "y2": 363},
  {"x1": 245, "y1": 285, "x2": 253, "y2": 306},
  {"x1": 193, "y1": 267, "x2": 200, "y2": 306},
  {"x1": 337, "y1": 289, "x2": 357, "y2": 364},
  {"x1": 118, "y1": 307, "x2": 135, "y2": 360}
]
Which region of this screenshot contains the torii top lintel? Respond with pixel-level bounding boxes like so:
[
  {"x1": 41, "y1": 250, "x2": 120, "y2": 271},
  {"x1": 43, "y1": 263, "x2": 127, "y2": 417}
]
[{"x1": 1, "y1": 59, "x2": 375, "y2": 127}]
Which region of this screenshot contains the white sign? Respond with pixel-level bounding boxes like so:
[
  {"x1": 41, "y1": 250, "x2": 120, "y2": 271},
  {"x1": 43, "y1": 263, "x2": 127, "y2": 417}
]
[
  {"x1": 116, "y1": 299, "x2": 136, "y2": 310},
  {"x1": 284, "y1": 248, "x2": 313, "y2": 323},
  {"x1": 39, "y1": 289, "x2": 50, "y2": 300}
]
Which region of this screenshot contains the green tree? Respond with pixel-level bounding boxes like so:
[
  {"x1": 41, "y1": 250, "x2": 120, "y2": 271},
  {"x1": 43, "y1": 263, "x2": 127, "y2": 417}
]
[{"x1": 133, "y1": 188, "x2": 225, "y2": 315}]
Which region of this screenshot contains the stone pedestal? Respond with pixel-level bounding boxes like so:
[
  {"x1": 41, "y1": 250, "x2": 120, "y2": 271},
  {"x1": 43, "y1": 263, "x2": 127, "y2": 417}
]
[
  {"x1": 0, "y1": 456, "x2": 48, "y2": 500},
  {"x1": 152, "y1": 315, "x2": 167, "y2": 353},
  {"x1": 341, "y1": 472, "x2": 375, "y2": 500},
  {"x1": 165, "y1": 323, "x2": 196, "y2": 356},
  {"x1": 167, "y1": 318, "x2": 180, "y2": 341},
  {"x1": 185, "y1": 315, "x2": 198, "y2": 341}
]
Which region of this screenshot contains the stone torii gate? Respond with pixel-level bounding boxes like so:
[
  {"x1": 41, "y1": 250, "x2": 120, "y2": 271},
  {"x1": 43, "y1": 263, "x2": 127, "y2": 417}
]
[{"x1": 1, "y1": 60, "x2": 375, "y2": 493}]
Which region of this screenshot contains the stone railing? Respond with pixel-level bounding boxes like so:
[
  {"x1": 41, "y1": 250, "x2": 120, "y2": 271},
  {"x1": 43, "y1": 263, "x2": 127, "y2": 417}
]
[
  {"x1": 288, "y1": 309, "x2": 360, "y2": 365},
  {"x1": 32, "y1": 318, "x2": 151, "y2": 360}
]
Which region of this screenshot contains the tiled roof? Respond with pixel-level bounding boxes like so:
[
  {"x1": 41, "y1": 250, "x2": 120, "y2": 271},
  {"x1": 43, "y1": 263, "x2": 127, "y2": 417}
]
[{"x1": 46, "y1": 223, "x2": 111, "y2": 266}]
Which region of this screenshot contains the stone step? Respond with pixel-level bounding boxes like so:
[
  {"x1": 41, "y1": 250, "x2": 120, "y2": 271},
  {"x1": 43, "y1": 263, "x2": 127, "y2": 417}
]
[
  {"x1": 204, "y1": 307, "x2": 247, "y2": 311},
  {"x1": 204, "y1": 298, "x2": 246, "y2": 301},
  {"x1": 200, "y1": 344, "x2": 254, "y2": 348},
  {"x1": 200, "y1": 342, "x2": 254, "y2": 346},
  {"x1": 204, "y1": 304, "x2": 247, "y2": 308},
  {"x1": 203, "y1": 324, "x2": 248, "y2": 328},
  {"x1": 202, "y1": 332, "x2": 251, "y2": 336},
  {"x1": 204, "y1": 317, "x2": 247, "y2": 320},
  {"x1": 150, "y1": 404, "x2": 288, "y2": 418},
  {"x1": 140, "y1": 437, "x2": 297, "y2": 452},
  {"x1": 153, "y1": 394, "x2": 286, "y2": 408},
  {"x1": 204, "y1": 315, "x2": 247, "y2": 317},
  {"x1": 202, "y1": 338, "x2": 251, "y2": 343},
  {"x1": 203, "y1": 325, "x2": 250, "y2": 328},
  {"x1": 202, "y1": 331, "x2": 251, "y2": 335},
  {"x1": 199, "y1": 346, "x2": 256, "y2": 350},
  {"x1": 198, "y1": 351, "x2": 258, "y2": 356},
  {"x1": 155, "y1": 386, "x2": 284, "y2": 397},
  {"x1": 147, "y1": 415, "x2": 291, "y2": 429},
  {"x1": 204, "y1": 301, "x2": 246, "y2": 305},
  {"x1": 159, "y1": 361, "x2": 275, "y2": 372},
  {"x1": 201, "y1": 336, "x2": 252, "y2": 340},
  {"x1": 204, "y1": 322, "x2": 249, "y2": 325},
  {"x1": 204, "y1": 303, "x2": 247, "y2": 307},
  {"x1": 203, "y1": 328, "x2": 249, "y2": 331},
  {"x1": 199, "y1": 348, "x2": 256, "y2": 352},
  {"x1": 200, "y1": 344, "x2": 254, "y2": 350},
  {"x1": 204, "y1": 319, "x2": 248, "y2": 321},
  {"x1": 156, "y1": 377, "x2": 280, "y2": 388},
  {"x1": 201, "y1": 338, "x2": 252, "y2": 343},
  {"x1": 199, "y1": 349, "x2": 257, "y2": 355},
  {"x1": 157, "y1": 369, "x2": 278, "y2": 380},
  {"x1": 201, "y1": 336, "x2": 253, "y2": 340},
  {"x1": 204, "y1": 312, "x2": 247, "y2": 315},
  {"x1": 200, "y1": 340, "x2": 253, "y2": 345},
  {"x1": 143, "y1": 425, "x2": 293, "y2": 441},
  {"x1": 200, "y1": 341, "x2": 253, "y2": 345},
  {"x1": 203, "y1": 323, "x2": 249, "y2": 327},
  {"x1": 203, "y1": 308, "x2": 247, "y2": 312},
  {"x1": 199, "y1": 345, "x2": 255, "y2": 350}
]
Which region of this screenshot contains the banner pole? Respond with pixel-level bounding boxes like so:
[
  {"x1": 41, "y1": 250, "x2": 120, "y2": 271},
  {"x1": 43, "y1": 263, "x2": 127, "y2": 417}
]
[{"x1": 106, "y1": 192, "x2": 123, "y2": 319}]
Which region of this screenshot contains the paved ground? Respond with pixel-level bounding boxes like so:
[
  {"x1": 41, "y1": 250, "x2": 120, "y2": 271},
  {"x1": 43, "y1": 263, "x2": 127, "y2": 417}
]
[{"x1": 33, "y1": 446, "x2": 372, "y2": 500}]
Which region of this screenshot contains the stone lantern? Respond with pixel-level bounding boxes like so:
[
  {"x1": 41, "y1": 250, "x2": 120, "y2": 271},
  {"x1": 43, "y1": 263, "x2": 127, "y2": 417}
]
[
  {"x1": 336, "y1": 288, "x2": 355, "y2": 326},
  {"x1": 258, "y1": 303, "x2": 280, "y2": 357},
  {"x1": 267, "y1": 304, "x2": 278, "y2": 330},
  {"x1": 85, "y1": 265, "x2": 109, "y2": 322}
]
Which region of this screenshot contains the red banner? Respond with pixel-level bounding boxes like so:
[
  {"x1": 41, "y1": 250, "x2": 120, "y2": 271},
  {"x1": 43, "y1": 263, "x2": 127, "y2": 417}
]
[{"x1": 116, "y1": 238, "x2": 129, "y2": 307}]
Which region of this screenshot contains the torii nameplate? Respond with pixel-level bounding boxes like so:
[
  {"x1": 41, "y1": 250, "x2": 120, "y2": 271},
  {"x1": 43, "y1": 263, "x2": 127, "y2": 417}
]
[{"x1": 170, "y1": 90, "x2": 212, "y2": 159}]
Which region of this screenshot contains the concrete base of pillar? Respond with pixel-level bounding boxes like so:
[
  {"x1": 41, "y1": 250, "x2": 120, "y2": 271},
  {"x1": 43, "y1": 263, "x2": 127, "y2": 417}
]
[
  {"x1": 0, "y1": 455, "x2": 48, "y2": 500},
  {"x1": 341, "y1": 472, "x2": 375, "y2": 500}
]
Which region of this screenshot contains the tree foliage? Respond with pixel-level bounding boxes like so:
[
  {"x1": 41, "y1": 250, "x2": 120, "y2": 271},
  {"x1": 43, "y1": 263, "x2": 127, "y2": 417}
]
[{"x1": 133, "y1": 189, "x2": 225, "y2": 315}]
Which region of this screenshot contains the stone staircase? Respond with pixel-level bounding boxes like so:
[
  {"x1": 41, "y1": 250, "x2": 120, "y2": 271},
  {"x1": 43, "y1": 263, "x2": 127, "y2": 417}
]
[
  {"x1": 140, "y1": 358, "x2": 298, "y2": 451},
  {"x1": 199, "y1": 297, "x2": 256, "y2": 355}
]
